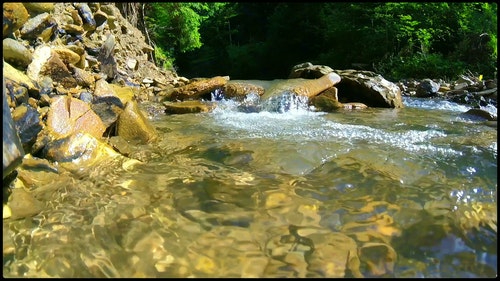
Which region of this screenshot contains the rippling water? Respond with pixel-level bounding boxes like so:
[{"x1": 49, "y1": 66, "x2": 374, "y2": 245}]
[{"x1": 3, "y1": 94, "x2": 497, "y2": 277}]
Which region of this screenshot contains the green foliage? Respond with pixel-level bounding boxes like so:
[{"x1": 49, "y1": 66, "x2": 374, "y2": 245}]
[
  {"x1": 145, "y1": 3, "x2": 206, "y2": 54},
  {"x1": 153, "y1": 44, "x2": 175, "y2": 70},
  {"x1": 146, "y1": 2, "x2": 497, "y2": 80},
  {"x1": 374, "y1": 53, "x2": 467, "y2": 81}
]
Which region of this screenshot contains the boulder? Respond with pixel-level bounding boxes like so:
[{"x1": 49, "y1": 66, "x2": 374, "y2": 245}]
[
  {"x1": 334, "y1": 69, "x2": 404, "y2": 108},
  {"x1": 46, "y1": 95, "x2": 106, "y2": 139},
  {"x1": 117, "y1": 100, "x2": 159, "y2": 143},
  {"x1": 168, "y1": 76, "x2": 229, "y2": 101}
]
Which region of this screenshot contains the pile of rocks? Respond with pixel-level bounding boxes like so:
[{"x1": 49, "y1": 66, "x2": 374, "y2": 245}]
[{"x1": 3, "y1": 3, "x2": 193, "y2": 183}]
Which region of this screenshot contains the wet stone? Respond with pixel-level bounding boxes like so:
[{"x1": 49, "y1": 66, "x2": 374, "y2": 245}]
[
  {"x1": 11, "y1": 104, "x2": 42, "y2": 150},
  {"x1": 3, "y1": 38, "x2": 33, "y2": 68},
  {"x1": 117, "y1": 100, "x2": 159, "y2": 143},
  {"x1": 91, "y1": 96, "x2": 124, "y2": 128}
]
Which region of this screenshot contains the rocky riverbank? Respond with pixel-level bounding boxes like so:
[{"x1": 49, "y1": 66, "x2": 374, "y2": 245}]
[{"x1": 3, "y1": 3, "x2": 497, "y2": 220}]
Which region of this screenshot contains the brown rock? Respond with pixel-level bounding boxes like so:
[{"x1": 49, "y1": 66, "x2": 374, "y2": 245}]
[
  {"x1": 169, "y1": 76, "x2": 229, "y2": 101},
  {"x1": 2, "y1": 38, "x2": 33, "y2": 68},
  {"x1": 117, "y1": 100, "x2": 159, "y2": 143},
  {"x1": 462, "y1": 108, "x2": 497, "y2": 121},
  {"x1": 335, "y1": 70, "x2": 404, "y2": 108},
  {"x1": 3, "y1": 3, "x2": 29, "y2": 38},
  {"x1": 262, "y1": 73, "x2": 341, "y2": 100},
  {"x1": 46, "y1": 95, "x2": 106, "y2": 139},
  {"x1": 4, "y1": 61, "x2": 37, "y2": 92},
  {"x1": 53, "y1": 47, "x2": 81, "y2": 65},
  {"x1": 310, "y1": 87, "x2": 344, "y2": 111},
  {"x1": 40, "y1": 52, "x2": 77, "y2": 88},
  {"x1": 22, "y1": 3, "x2": 55, "y2": 16},
  {"x1": 222, "y1": 81, "x2": 265, "y2": 99}
]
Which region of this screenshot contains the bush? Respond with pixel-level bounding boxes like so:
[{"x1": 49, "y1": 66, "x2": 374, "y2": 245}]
[{"x1": 375, "y1": 53, "x2": 467, "y2": 81}]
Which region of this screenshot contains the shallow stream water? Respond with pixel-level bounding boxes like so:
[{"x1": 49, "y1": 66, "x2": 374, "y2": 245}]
[{"x1": 3, "y1": 93, "x2": 497, "y2": 277}]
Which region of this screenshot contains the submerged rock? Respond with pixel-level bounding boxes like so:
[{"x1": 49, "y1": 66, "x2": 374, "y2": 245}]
[{"x1": 163, "y1": 100, "x2": 216, "y2": 114}]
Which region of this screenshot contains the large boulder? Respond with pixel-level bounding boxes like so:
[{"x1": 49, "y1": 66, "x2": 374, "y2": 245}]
[{"x1": 334, "y1": 69, "x2": 404, "y2": 108}]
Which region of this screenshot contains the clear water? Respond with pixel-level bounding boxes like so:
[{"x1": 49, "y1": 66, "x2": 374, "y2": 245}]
[{"x1": 3, "y1": 93, "x2": 497, "y2": 277}]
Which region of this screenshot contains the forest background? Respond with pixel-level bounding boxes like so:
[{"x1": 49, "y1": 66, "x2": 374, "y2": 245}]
[{"x1": 117, "y1": 2, "x2": 497, "y2": 81}]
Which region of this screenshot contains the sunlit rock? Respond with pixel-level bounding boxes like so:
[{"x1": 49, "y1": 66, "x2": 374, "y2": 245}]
[
  {"x1": 335, "y1": 69, "x2": 404, "y2": 108},
  {"x1": 5, "y1": 61, "x2": 37, "y2": 92},
  {"x1": 117, "y1": 100, "x2": 159, "y2": 143},
  {"x1": 168, "y1": 76, "x2": 229, "y2": 101},
  {"x1": 94, "y1": 79, "x2": 135, "y2": 105},
  {"x1": 222, "y1": 81, "x2": 265, "y2": 99},
  {"x1": 3, "y1": 38, "x2": 33, "y2": 68},
  {"x1": 310, "y1": 87, "x2": 344, "y2": 111},
  {"x1": 19, "y1": 12, "x2": 57, "y2": 42},
  {"x1": 41, "y1": 51, "x2": 78, "y2": 88},
  {"x1": 41, "y1": 132, "x2": 121, "y2": 165},
  {"x1": 46, "y1": 95, "x2": 106, "y2": 139},
  {"x1": 109, "y1": 83, "x2": 136, "y2": 104},
  {"x1": 52, "y1": 47, "x2": 81, "y2": 66},
  {"x1": 3, "y1": 3, "x2": 29, "y2": 38},
  {"x1": 22, "y1": 3, "x2": 55, "y2": 16},
  {"x1": 261, "y1": 72, "x2": 341, "y2": 100}
]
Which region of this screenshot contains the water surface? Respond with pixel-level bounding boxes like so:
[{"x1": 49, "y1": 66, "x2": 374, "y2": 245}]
[{"x1": 3, "y1": 94, "x2": 497, "y2": 277}]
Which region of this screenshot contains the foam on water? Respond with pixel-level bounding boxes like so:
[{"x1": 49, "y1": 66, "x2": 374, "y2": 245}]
[{"x1": 210, "y1": 94, "x2": 461, "y2": 156}]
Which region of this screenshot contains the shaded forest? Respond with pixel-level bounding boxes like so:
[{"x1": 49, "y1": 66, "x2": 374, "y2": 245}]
[{"x1": 120, "y1": 2, "x2": 497, "y2": 81}]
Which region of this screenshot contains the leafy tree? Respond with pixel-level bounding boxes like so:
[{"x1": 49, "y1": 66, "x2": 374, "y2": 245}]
[{"x1": 147, "y1": 2, "x2": 497, "y2": 80}]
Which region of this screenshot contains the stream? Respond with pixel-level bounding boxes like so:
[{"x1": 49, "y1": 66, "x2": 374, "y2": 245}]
[{"x1": 3, "y1": 92, "x2": 497, "y2": 277}]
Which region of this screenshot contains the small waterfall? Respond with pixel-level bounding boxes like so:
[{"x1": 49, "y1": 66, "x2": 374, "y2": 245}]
[{"x1": 211, "y1": 89, "x2": 313, "y2": 114}]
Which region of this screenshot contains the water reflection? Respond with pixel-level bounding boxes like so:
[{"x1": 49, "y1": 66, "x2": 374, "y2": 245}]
[{"x1": 3, "y1": 95, "x2": 496, "y2": 277}]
